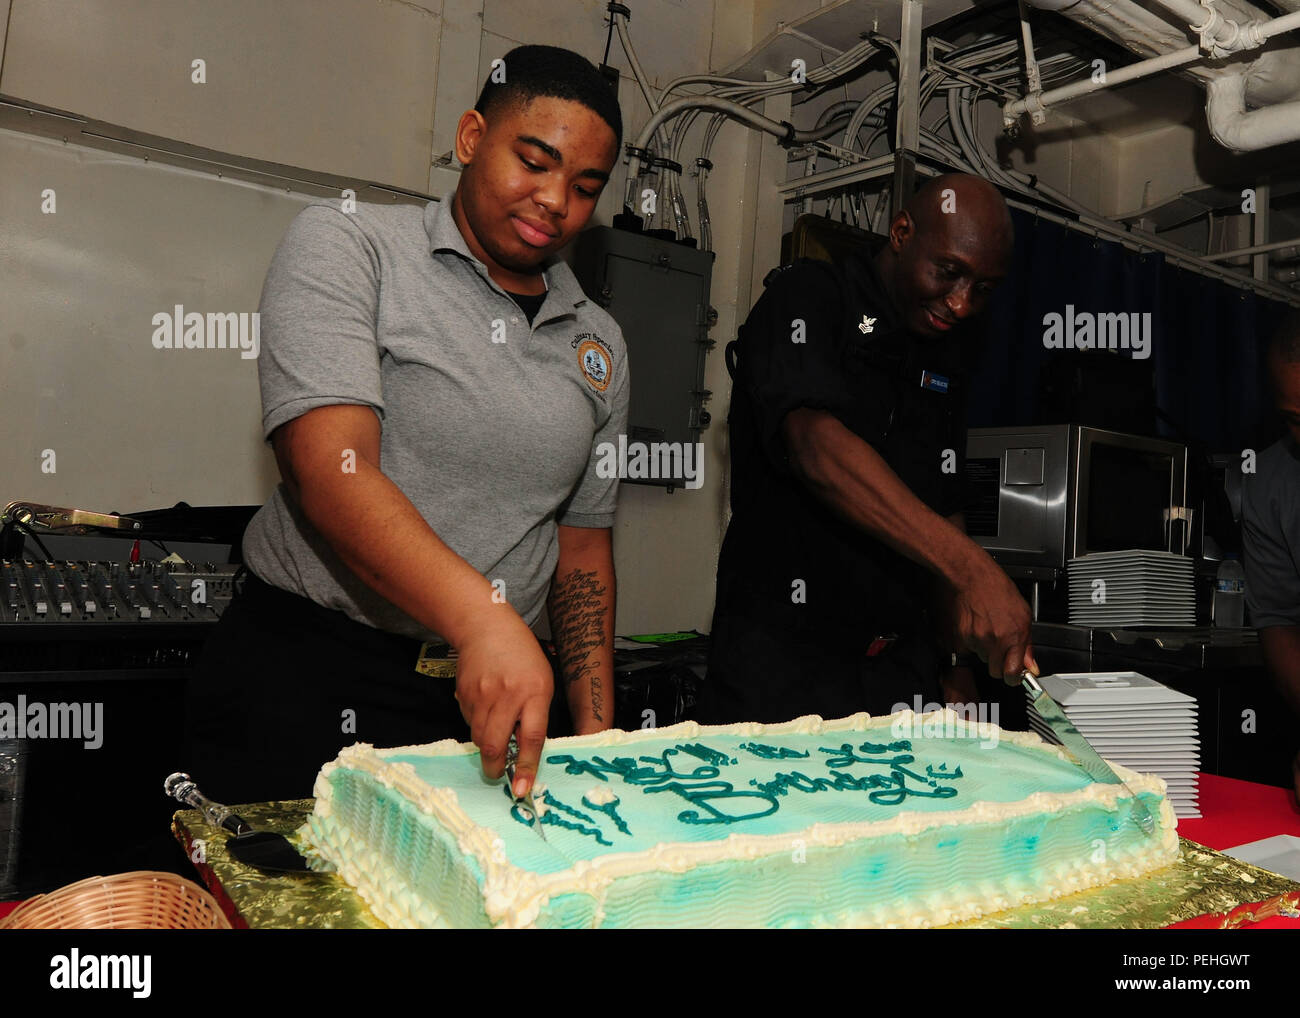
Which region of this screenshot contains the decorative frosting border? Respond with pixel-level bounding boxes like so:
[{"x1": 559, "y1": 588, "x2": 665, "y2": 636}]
[
  {"x1": 309, "y1": 709, "x2": 1179, "y2": 928},
  {"x1": 368, "y1": 709, "x2": 1057, "y2": 760}
]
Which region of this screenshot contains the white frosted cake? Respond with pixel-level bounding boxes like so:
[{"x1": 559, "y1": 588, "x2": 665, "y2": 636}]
[{"x1": 300, "y1": 710, "x2": 1179, "y2": 928}]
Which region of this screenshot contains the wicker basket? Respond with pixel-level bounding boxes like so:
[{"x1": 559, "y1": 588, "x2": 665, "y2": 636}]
[{"x1": 0, "y1": 870, "x2": 232, "y2": 929}]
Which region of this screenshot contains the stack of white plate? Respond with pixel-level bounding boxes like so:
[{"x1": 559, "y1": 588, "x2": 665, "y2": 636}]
[
  {"x1": 1067, "y1": 549, "x2": 1195, "y2": 627},
  {"x1": 1025, "y1": 671, "x2": 1201, "y2": 818}
]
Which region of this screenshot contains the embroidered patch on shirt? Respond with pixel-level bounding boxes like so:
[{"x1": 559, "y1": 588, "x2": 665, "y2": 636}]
[{"x1": 577, "y1": 339, "x2": 611, "y2": 392}]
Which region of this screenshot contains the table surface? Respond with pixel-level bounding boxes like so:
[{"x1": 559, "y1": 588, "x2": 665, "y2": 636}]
[
  {"x1": 1166, "y1": 773, "x2": 1300, "y2": 929},
  {"x1": 5, "y1": 772, "x2": 1297, "y2": 928},
  {"x1": 175, "y1": 774, "x2": 1300, "y2": 930},
  {"x1": 1178, "y1": 772, "x2": 1300, "y2": 849}
]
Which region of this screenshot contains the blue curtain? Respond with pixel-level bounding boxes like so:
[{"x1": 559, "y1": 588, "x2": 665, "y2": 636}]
[{"x1": 968, "y1": 207, "x2": 1291, "y2": 452}]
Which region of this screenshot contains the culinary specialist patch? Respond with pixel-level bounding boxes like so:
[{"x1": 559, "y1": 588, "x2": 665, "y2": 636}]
[{"x1": 577, "y1": 339, "x2": 611, "y2": 392}]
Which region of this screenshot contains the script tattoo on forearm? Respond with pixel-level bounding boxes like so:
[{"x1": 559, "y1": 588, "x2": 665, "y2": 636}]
[
  {"x1": 590, "y1": 672, "x2": 605, "y2": 725},
  {"x1": 549, "y1": 567, "x2": 609, "y2": 722}
]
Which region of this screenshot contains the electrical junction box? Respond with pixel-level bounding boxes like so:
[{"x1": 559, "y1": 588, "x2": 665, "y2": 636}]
[{"x1": 570, "y1": 227, "x2": 715, "y2": 489}]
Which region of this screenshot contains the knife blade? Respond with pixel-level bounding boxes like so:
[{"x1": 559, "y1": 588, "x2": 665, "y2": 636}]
[
  {"x1": 1021, "y1": 673, "x2": 1157, "y2": 837},
  {"x1": 504, "y1": 733, "x2": 547, "y2": 843}
]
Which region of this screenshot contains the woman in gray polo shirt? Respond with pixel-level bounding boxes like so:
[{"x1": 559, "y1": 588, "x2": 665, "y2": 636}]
[{"x1": 184, "y1": 46, "x2": 628, "y2": 805}]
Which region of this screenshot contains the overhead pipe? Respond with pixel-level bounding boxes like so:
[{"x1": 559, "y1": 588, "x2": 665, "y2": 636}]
[
  {"x1": 1205, "y1": 67, "x2": 1300, "y2": 149},
  {"x1": 1012, "y1": 0, "x2": 1300, "y2": 151},
  {"x1": 1005, "y1": 42, "x2": 1204, "y2": 121},
  {"x1": 1205, "y1": 235, "x2": 1300, "y2": 261},
  {"x1": 1146, "y1": 0, "x2": 1270, "y2": 55}
]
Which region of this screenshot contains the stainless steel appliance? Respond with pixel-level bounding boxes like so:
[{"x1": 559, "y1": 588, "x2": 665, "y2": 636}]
[{"x1": 964, "y1": 424, "x2": 1190, "y2": 582}]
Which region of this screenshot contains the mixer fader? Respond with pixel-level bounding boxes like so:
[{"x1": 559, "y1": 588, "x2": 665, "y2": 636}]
[{"x1": 0, "y1": 559, "x2": 239, "y2": 624}]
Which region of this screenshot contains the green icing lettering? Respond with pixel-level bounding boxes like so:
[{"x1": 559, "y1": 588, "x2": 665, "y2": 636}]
[
  {"x1": 538, "y1": 811, "x2": 612, "y2": 845},
  {"x1": 581, "y1": 795, "x2": 632, "y2": 836},
  {"x1": 540, "y1": 790, "x2": 598, "y2": 825},
  {"x1": 867, "y1": 772, "x2": 959, "y2": 804},
  {"x1": 544, "y1": 753, "x2": 615, "y2": 782},
  {"x1": 751, "y1": 763, "x2": 962, "y2": 806},
  {"x1": 888, "y1": 763, "x2": 964, "y2": 791},
  {"x1": 738, "y1": 742, "x2": 810, "y2": 760},
  {"x1": 752, "y1": 770, "x2": 869, "y2": 797},
  {"x1": 645, "y1": 780, "x2": 779, "y2": 825},
  {"x1": 546, "y1": 747, "x2": 724, "y2": 788},
  {"x1": 508, "y1": 796, "x2": 612, "y2": 846},
  {"x1": 543, "y1": 736, "x2": 963, "y2": 831},
  {"x1": 819, "y1": 741, "x2": 916, "y2": 769},
  {"x1": 548, "y1": 748, "x2": 778, "y2": 825},
  {"x1": 676, "y1": 743, "x2": 735, "y2": 767}
]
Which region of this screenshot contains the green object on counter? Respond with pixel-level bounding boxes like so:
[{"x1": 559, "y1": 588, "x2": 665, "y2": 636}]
[{"x1": 625, "y1": 632, "x2": 700, "y2": 644}]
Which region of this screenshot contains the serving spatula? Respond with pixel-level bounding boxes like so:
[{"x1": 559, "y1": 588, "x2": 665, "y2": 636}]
[
  {"x1": 1020, "y1": 673, "x2": 1157, "y2": 836},
  {"x1": 164, "y1": 772, "x2": 317, "y2": 873}
]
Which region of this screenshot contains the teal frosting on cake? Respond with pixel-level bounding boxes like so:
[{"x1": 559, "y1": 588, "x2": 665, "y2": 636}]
[
  {"x1": 302, "y1": 711, "x2": 1180, "y2": 928},
  {"x1": 380, "y1": 729, "x2": 1092, "y2": 874}
]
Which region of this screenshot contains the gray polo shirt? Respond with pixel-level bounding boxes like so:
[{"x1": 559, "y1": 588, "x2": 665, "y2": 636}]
[
  {"x1": 240, "y1": 199, "x2": 628, "y2": 641},
  {"x1": 1241, "y1": 435, "x2": 1300, "y2": 628}
]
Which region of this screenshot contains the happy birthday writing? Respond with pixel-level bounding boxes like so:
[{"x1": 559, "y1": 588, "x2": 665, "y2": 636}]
[{"x1": 535, "y1": 739, "x2": 966, "y2": 834}]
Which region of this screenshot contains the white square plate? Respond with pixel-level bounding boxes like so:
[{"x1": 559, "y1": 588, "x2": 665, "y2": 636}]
[{"x1": 1219, "y1": 835, "x2": 1300, "y2": 881}]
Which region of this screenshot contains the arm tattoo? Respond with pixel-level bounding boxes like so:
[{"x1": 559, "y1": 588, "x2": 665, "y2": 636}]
[
  {"x1": 549, "y1": 566, "x2": 609, "y2": 722},
  {"x1": 590, "y1": 673, "x2": 605, "y2": 725}
]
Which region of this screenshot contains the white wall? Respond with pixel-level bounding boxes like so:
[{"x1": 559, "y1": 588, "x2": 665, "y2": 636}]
[
  {"x1": 0, "y1": 127, "x2": 309, "y2": 511},
  {"x1": 2, "y1": 0, "x2": 444, "y2": 192}
]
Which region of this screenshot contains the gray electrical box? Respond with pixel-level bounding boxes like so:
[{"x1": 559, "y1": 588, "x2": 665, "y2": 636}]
[{"x1": 571, "y1": 228, "x2": 714, "y2": 489}]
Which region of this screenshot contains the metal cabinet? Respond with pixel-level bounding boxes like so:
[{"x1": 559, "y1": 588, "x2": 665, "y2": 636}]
[{"x1": 571, "y1": 228, "x2": 715, "y2": 489}]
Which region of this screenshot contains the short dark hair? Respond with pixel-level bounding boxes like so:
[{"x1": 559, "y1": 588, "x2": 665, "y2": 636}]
[
  {"x1": 1267, "y1": 307, "x2": 1300, "y2": 365},
  {"x1": 474, "y1": 45, "x2": 622, "y2": 149}
]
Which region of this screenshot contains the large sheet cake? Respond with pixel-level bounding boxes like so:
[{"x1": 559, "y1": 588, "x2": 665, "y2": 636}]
[{"x1": 301, "y1": 709, "x2": 1180, "y2": 928}]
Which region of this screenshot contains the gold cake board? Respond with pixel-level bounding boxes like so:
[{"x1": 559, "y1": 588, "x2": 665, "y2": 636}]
[{"x1": 170, "y1": 801, "x2": 1300, "y2": 930}]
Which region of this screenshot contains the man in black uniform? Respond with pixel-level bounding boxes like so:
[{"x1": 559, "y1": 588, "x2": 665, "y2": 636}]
[{"x1": 699, "y1": 173, "x2": 1037, "y2": 724}]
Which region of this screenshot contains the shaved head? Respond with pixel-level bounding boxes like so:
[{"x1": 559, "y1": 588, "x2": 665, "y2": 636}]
[
  {"x1": 874, "y1": 172, "x2": 1014, "y2": 338},
  {"x1": 906, "y1": 173, "x2": 1014, "y2": 252}
]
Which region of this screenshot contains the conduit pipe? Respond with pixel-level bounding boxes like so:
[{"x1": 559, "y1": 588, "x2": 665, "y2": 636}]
[
  {"x1": 1013, "y1": 0, "x2": 1300, "y2": 151},
  {"x1": 1205, "y1": 236, "x2": 1300, "y2": 261}
]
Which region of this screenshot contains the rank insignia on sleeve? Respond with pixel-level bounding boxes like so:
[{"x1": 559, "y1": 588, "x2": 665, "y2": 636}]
[{"x1": 858, "y1": 315, "x2": 876, "y2": 334}]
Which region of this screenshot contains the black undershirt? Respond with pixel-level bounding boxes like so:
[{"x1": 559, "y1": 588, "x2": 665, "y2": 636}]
[{"x1": 506, "y1": 289, "x2": 547, "y2": 326}]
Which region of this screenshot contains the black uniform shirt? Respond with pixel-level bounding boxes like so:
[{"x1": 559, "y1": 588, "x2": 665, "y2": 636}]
[{"x1": 715, "y1": 250, "x2": 974, "y2": 644}]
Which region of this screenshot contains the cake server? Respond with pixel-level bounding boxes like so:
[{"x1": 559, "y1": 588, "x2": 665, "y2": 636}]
[
  {"x1": 504, "y1": 733, "x2": 547, "y2": 842},
  {"x1": 164, "y1": 772, "x2": 317, "y2": 873},
  {"x1": 1019, "y1": 672, "x2": 1157, "y2": 837}
]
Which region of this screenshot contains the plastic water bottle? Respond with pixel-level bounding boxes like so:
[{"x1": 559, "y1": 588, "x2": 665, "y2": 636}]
[{"x1": 1213, "y1": 555, "x2": 1246, "y2": 628}]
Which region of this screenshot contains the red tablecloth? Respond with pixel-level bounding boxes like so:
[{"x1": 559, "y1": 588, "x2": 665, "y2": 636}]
[
  {"x1": 3, "y1": 773, "x2": 1297, "y2": 926},
  {"x1": 1178, "y1": 772, "x2": 1300, "y2": 848},
  {"x1": 1168, "y1": 772, "x2": 1300, "y2": 929}
]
